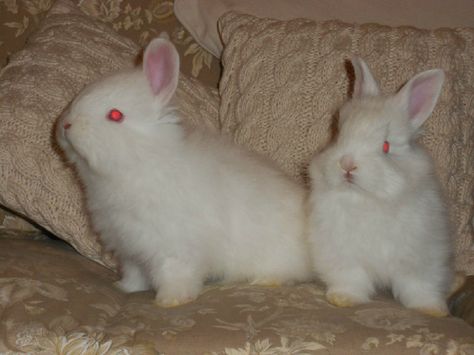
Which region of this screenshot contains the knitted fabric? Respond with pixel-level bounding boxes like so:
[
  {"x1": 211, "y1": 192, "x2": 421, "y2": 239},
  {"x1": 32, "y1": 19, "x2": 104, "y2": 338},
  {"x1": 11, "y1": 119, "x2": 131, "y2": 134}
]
[{"x1": 218, "y1": 12, "x2": 474, "y2": 274}]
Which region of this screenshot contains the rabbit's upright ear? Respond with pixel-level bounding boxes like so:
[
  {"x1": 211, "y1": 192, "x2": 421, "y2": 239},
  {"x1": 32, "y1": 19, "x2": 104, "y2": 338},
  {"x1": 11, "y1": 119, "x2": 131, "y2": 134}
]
[
  {"x1": 351, "y1": 57, "x2": 380, "y2": 98},
  {"x1": 395, "y1": 69, "x2": 444, "y2": 130},
  {"x1": 143, "y1": 38, "x2": 180, "y2": 105}
]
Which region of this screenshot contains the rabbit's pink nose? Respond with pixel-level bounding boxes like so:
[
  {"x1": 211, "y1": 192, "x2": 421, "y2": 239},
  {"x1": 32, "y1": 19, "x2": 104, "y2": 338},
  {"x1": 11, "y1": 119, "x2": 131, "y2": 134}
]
[
  {"x1": 339, "y1": 155, "x2": 357, "y2": 173},
  {"x1": 64, "y1": 123, "x2": 71, "y2": 130}
]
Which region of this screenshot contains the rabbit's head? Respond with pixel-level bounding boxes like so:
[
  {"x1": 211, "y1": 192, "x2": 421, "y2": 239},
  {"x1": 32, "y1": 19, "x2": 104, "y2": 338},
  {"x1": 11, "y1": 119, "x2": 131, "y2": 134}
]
[
  {"x1": 57, "y1": 37, "x2": 180, "y2": 170},
  {"x1": 313, "y1": 58, "x2": 444, "y2": 200}
]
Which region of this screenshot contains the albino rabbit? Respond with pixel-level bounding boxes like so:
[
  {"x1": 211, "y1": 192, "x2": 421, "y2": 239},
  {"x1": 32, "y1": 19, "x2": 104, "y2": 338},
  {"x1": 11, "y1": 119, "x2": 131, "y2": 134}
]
[
  {"x1": 308, "y1": 58, "x2": 453, "y2": 317},
  {"x1": 56, "y1": 37, "x2": 311, "y2": 307}
]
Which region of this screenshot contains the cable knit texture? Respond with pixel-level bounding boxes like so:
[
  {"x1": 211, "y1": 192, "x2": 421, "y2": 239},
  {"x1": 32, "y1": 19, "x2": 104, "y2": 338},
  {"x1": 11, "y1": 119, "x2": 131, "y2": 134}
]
[
  {"x1": 218, "y1": 12, "x2": 474, "y2": 274},
  {"x1": 0, "y1": 0, "x2": 220, "y2": 269}
]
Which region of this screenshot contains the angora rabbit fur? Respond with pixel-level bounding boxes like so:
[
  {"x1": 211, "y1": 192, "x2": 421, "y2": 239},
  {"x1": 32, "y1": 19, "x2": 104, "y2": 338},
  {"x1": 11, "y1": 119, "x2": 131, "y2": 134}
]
[
  {"x1": 56, "y1": 37, "x2": 311, "y2": 307},
  {"x1": 308, "y1": 58, "x2": 453, "y2": 317}
]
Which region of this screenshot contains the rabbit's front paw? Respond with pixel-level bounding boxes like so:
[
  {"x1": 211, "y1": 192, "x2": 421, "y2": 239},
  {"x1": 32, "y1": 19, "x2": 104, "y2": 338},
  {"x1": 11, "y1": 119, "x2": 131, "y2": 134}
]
[
  {"x1": 115, "y1": 262, "x2": 150, "y2": 293},
  {"x1": 154, "y1": 296, "x2": 196, "y2": 308},
  {"x1": 251, "y1": 278, "x2": 283, "y2": 288},
  {"x1": 326, "y1": 291, "x2": 366, "y2": 308},
  {"x1": 115, "y1": 279, "x2": 150, "y2": 293},
  {"x1": 154, "y1": 280, "x2": 202, "y2": 308}
]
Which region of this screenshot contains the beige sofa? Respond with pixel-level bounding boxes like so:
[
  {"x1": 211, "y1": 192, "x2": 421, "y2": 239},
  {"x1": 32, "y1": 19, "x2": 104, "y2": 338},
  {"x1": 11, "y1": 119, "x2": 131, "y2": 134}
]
[
  {"x1": 0, "y1": 0, "x2": 473, "y2": 353},
  {"x1": 1, "y1": 237, "x2": 473, "y2": 354}
]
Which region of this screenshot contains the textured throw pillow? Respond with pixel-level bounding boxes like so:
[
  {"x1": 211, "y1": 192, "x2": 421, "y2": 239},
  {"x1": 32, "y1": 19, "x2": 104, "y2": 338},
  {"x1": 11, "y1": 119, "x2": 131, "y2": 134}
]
[
  {"x1": 218, "y1": 12, "x2": 474, "y2": 274},
  {"x1": 174, "y1": 0, "x2": 474, "y2": 57},
  {"x1": 0, "y1": 0, "x2": 220, "y2": 269}
]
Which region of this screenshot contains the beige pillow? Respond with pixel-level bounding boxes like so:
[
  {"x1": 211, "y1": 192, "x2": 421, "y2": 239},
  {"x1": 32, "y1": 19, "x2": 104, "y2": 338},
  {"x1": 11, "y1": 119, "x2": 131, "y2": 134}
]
[
  {"x1": 218, "y1": 12, "x2": 474, "y2": 275},
  {"x1": 0, "y1": 0, "x2": 220, "y2": 269},
  {"x1": 174, "y1": 0, "x2": 474, "y2": 57}
]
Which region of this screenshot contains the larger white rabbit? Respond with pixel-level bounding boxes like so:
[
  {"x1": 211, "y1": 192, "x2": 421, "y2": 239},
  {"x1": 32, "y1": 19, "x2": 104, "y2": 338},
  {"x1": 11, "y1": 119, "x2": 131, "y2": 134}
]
[
  {"x1": 308, "y1": 58, "x2": 453, "y2": 316},
  {"x1": 56, "y1": 37, "x2": 311, "y2": 307}
]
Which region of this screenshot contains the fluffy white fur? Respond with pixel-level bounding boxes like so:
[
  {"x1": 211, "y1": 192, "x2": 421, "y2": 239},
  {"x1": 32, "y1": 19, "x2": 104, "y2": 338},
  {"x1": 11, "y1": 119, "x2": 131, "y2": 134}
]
[
  {"x1": 308, "y1": 58, "x2": 453, "y2": 316},
  {"x1": 56, "y1": 37, "x2": 311, "y2": 307}
]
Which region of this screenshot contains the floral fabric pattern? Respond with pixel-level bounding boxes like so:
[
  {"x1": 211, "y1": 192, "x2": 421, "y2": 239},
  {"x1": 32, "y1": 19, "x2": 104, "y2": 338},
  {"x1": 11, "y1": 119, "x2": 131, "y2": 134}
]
[
  {"x1": 0, "y1": 0, "x2": 220, "y2": 83},
  {"x1": 0, "y1": 238, "x2": 473, "y2": 354}
]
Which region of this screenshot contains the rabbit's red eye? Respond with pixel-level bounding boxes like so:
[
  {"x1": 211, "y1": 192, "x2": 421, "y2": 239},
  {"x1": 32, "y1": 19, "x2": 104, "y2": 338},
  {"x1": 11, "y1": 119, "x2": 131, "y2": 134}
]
[
  {"x1": 383, "y1": 140, "x2": 390, "y2": 154},
  {"x1": 107, "y1": 109, "x2": 124, "y2": 122}
]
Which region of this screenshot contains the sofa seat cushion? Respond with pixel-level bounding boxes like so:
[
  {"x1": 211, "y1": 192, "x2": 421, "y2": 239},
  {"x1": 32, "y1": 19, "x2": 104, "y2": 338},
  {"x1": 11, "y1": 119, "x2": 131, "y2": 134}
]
[{"x1": 0, "y1": 238, "x2": 472, "y2": 354}]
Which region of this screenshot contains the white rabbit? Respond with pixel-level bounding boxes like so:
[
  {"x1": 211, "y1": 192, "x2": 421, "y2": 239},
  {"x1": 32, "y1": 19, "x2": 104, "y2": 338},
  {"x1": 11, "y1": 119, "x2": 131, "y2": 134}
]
[
  {"x1": 56, "y1": 37, "x2": 311, "y2": 307},
  {"x1": 308, "y1": 58, "x2": 454, "y2": 317}
]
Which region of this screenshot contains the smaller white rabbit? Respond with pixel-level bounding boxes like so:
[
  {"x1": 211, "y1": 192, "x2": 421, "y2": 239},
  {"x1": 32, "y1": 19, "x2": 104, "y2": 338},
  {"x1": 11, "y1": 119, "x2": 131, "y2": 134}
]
[
  {"x1": 308, "y1": 58, "x2": 453, "y2": 317},
  {"x1": 56, "y1": 37, "x2": 311, "y2": 307}
]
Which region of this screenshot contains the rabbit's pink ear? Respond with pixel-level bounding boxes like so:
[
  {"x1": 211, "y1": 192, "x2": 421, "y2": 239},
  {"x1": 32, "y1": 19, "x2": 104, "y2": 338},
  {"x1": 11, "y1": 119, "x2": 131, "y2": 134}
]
[
  {"x1": 351, "y1": 57, "x2": 380, "y2": 98},
  {"x1": 396, "y1": 69, "x2": 444, "y2": 130},
  {"x1": 143, "y1": 38, "x2": 179, "y2": 104}
]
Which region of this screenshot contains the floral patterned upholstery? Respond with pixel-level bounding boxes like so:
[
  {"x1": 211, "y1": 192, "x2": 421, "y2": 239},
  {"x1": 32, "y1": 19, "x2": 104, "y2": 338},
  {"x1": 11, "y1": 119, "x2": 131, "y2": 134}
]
[
  {"x1": 0, "y1": 0, "x2": 220, "y2": 85},
  {"x1": 0, "y1": 237, "x2": 473, "y2": 354}
]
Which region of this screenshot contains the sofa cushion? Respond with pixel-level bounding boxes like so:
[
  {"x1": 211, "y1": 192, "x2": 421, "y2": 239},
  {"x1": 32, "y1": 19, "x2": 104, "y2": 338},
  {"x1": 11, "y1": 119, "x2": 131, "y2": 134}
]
[
  {"x1": 0, "y1": 237, "x2": 473, "y2": 354},
  {"x1": 218, "y1": 12, "x2": 474, "y2": 275},
  {"x1": 174, "y1": 0, "x2": 474, "y2": 57},
  {"x1": 0, "y1": 0, "x2": 220, "y2": 269}
]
